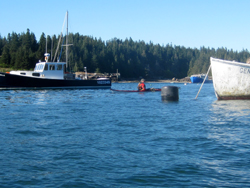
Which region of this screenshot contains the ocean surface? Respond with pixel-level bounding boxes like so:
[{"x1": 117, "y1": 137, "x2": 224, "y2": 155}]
[{"x1": 1, "y1": 82, "x2": 250, "y2": 188}]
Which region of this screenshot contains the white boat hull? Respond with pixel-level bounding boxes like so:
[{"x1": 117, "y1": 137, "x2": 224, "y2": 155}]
[{"x1": 211, "y1": 57, "x2": 250, "y2": 100}]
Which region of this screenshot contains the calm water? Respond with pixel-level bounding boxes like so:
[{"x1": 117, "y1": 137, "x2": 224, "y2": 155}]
[{"x1": 1, "y1": 83, "x2": 250, "y2": 187}]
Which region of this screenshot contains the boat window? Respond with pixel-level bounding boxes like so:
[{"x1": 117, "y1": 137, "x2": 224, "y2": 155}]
[
  {"x1": 57, "y1": 64, "x2": 63, "y2": 70},
  {"x1": 49, "y1": 64, "x2": 55, "y2": 70},
  {"x1": 44, "y1": 64, "x2": 48, "y2": 71},
  {"x1": 32, "y1": 73, "x2": 40, "y2": 77},
  {"x1": 35, "y1": 64, "x2": 40, "y2": 71},
  {"x1": 39, "y1": 64, "x2": 42, "y2": 70},
  {"x1": 40, "y1": 64, "x2": 44, "y2": 70}
]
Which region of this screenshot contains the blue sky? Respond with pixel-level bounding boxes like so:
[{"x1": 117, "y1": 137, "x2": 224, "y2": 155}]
[{"x1": 1, "y1": 0, "x2": 250, "y2": 52}]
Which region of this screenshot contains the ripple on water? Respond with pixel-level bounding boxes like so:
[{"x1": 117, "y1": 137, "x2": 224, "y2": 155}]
[{"x1": 0, "y1": 84, "x2": 250, "y2": 187}]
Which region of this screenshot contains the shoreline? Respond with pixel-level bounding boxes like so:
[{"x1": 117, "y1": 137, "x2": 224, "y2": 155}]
[
  {"x1": 113, "y1": 78, "x2": 192, "y2": 83},
  {"x1": 114, "y1": 80, "x2": 190, "y2": 83}
]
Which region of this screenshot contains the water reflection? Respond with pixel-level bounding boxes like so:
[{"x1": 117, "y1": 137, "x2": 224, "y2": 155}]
[
  {"x1": 31, "y1": 91, "x2": 48, "y2": 105},
  {"x1": 208, "y1": 100, "x2": 250, "y2": 148},
  {"x1": 211, "y1": 100, "x2": 250, "y2": 118}
]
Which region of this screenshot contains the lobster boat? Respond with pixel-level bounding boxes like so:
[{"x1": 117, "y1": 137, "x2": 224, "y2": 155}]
[
  {"x1": 0, "y1": 54, "x2": 111, "y2": 90},
  {"x1": 0, "y1": 11, "x2": 111, "y2": 90}
]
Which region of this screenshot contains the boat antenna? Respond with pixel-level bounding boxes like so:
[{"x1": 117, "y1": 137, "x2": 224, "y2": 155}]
[
  {"x1": 44, "y1": 35, "x2": 50, "y2": 62},
  {"x1": 51, "y1": 37, "x2": 53, "y2": 61},
  {"x1": 46, "y1": 35, "x2": 47, "y2": 53}
]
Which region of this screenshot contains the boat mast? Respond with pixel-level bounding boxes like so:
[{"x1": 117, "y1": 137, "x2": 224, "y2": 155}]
[
  {"x1": 64, "y1": 11, "x2": 72, "y2": 71},
  {"x1": 66, "y1": 11, "x2": 68, "y2": 70}
]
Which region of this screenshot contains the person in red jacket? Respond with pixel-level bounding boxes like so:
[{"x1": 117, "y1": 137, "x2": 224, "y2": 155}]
[{"x1": 138, "y1": 79, "x2": 146, "y2": 91}]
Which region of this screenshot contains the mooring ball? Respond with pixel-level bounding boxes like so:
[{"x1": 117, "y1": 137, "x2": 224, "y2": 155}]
[{"x1": 161, "y1": 86, "x2": 179, "y2": 101}]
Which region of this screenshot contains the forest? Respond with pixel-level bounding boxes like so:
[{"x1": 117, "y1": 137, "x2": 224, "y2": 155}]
[{"x1": 0, "y1": 29, "x2": 250, "y2": 79}]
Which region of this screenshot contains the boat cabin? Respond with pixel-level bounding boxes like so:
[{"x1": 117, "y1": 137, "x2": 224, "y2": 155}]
[
  {"x1": 9, "y1": 61, "x2": 67, "y2": 80},
  {"x1": 34, "y1": 61, "x2": 66, "y2": 79},
  {"x1": 8, "y1": 53, "x2": 75, "y2": 80}
]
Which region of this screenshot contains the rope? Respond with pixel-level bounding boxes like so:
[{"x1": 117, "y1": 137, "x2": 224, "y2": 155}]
[
  {"x1": 53, "y1": 32, "x2": 63, "y2": 62},
  {"x1": 195, "y1": 64, "x2": 211, "y2": 99},
  {"x1": 58, "y1": 36, "x2": 65, "y2": 61},
  {"x1": 53, "y1": 12, "x2": 67, "y2": 62}
]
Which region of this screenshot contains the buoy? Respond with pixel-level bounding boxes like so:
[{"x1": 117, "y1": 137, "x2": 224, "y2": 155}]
[{"x1": 161, "y1": 86, "x2": 179, "y2": 101}]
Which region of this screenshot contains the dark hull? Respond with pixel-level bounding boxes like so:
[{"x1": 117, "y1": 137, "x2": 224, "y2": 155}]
[
  {"x1": 0, "y1": 73, "x2": 111, "y2": 89},
  {"x1": 111, "y1": 88, "x2": 161, "y2": 92}
]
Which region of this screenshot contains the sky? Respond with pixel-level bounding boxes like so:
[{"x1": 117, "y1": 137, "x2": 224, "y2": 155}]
[{"x1": 1, "y1": 0, "x2": 250, "y2": 52}]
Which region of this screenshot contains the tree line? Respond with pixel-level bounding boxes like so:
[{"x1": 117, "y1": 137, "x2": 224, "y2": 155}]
[{"x1": 0, "y1": 29, "x2": 250, "y2": 79}]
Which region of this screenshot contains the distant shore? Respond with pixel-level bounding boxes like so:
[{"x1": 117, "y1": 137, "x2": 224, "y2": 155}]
[
  {"x1": 113, "y1": 77, "x2": 192, "y2": 83},
  {"x1": 113, "y1": 76, "x2": 213, "y2": 83}
]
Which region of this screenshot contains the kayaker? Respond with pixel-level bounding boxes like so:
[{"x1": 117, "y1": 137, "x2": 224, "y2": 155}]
[{"x1": 138, "y1": 79, "x2": 146, "y2": 91}]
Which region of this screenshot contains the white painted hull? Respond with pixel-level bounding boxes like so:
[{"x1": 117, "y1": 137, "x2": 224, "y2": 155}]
[{"x1": 211, "y1": 57, "x2": 250, "y2": 100}]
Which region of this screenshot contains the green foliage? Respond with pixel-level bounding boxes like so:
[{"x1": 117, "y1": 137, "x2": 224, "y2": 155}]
[{"x1": 0, "y1": 30, "x2": 249, "y2": 78}]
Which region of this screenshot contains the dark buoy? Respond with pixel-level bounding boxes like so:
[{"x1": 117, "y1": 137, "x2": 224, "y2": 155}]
[{"x1": 161, "y1": 86, "x2": 179, "y2": 101}]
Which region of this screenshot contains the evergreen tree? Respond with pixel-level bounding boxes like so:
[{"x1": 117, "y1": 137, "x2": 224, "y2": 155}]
[
  {"x1": 1, "y1": 30, "x2": 250, "y2": 79},
  {"x1": 0, "y1": 45, "x2": 10, "y2": 67},
  {"x1": 36, "y1": 33, "x2": 46, "y2": 61}
]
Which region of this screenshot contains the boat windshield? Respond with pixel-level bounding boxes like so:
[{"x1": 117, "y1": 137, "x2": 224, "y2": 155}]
[
  {"x1": 34, "y1": 64, "x2": 45, "y2": 71},
  {"x1": 41, "y1": 63, "x2": 64, "y2": 71}
]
